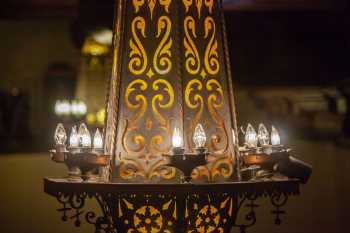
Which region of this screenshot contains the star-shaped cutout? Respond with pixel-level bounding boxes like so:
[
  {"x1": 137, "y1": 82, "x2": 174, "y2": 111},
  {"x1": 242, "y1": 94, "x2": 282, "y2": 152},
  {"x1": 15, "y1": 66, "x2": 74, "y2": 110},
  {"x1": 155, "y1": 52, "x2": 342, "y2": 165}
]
[
  {"x1": 200, "y1": 69, "x2": 207, "y2": 79},
  {"x1": 146, "y1": 69, "x2": 155, "y2": 78}
]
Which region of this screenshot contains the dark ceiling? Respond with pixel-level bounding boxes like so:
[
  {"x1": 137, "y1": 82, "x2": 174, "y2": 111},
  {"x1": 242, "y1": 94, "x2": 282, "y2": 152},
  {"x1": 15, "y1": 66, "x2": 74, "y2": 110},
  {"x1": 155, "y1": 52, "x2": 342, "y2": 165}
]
[
  {"x1": 1, "y1": 0, "x2": 349, "y2": 18},
  {"x1": 1, "y1": 0, "x2": 349, "y2": 85}
]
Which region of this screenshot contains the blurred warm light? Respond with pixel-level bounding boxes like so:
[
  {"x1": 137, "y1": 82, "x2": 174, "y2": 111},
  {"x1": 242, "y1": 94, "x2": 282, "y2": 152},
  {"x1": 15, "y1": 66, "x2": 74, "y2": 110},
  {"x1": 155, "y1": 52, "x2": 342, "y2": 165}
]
[
  {"x1": 172, "y1": 127, "x2": 183, "y2": 148},
  {"x1": 82, "y1": 38, "x2": 110, "y2": 56},
  {"x1": 271, "y1": 126, "x2": 281, "y2": 146},
  {"x1": 91, "y1": 29, "x2": 113, "y2": 45},
  {"x1": 55, "y1": 100, "x2": 71, "y2": 116},
  {"x1": 55, "y1": 99, "x2": 87, "y2": 118},
  {"x1": 193, "y1": 123, "x2": 206, "y2": 148},
  {"x1": 245, "y1": 123, "x2": 258, "y2": 148},
  {"x1": 93, "y1": 128, "x2": 103, "y2": 149},
  {"x1": 54, "y1": 123, "x2": 67, "y2": 145},
  {"x1": 86, "y1": 113, "x2": 97, "y2": 125},
  {"x1": 96, "y1": 109, "x2": 106, "y2": 126},
  {"x1": 71, "y1": 100, "x2": 87, "y2": 116}
]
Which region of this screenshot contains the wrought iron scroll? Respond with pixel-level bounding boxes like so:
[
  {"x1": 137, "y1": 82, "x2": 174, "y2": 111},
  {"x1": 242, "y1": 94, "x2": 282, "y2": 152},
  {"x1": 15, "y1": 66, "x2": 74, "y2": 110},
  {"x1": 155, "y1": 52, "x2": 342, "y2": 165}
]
[
  {"x1": 53, "y1": 191, "x2": 292, "y2": 233},
  {"x1": 56, "y1": 192, "x2": 116, "y2": 233}
]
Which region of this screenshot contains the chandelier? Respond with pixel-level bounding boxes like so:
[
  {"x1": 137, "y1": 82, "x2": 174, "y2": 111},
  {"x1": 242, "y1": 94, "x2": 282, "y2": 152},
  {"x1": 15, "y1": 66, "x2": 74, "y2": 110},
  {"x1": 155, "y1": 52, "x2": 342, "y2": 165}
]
[{"x1": 44, "y1": 0, "x2": 312, "y2": 232}]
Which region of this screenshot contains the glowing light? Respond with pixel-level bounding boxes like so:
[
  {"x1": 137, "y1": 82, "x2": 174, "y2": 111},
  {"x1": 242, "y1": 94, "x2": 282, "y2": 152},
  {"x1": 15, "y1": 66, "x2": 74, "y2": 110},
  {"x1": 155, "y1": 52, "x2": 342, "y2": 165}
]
[
  {"x1": 86, "y1": 113, "x2": 97, "y2": 125},
  {"x1": 71, "y1": 100, "x2": 87, "y2": 116},
  {"x1": 82, "y1": 38, "x2": 110, "y2": 56},
  {"x1": 92, "y1": 29, "x2": 113, "y2": 45},
  {"x1": 78, "y1": 123, "x2": 91, "y2": 147},
  {"x1": 258, "y1": 123, "x2": 270, "y2": 146},
  {"x1": 193, "y1": 123, "x2": 206, "y2": 148},
  {"x1": 96, "y1": 109, "x2": 106, "y2": 126},
  {"x1": 245, "y1": 124, "x2": 258, "y2": 148},
  {"x1": 54, "y1": 123, "x2": 67, "y2": 145},
  {"x1": 93, "y1": 128, "x2": 103, "y2": 149},
  {"x1": 54, "y1": 100, "x2": 71, "y2": 116},
  {"x1": 69, "y1": 126, "x2": 79, "y2": 147},
  {"x1": 271, "y1": 126, "x2": 281, "y2": 146},
  {"x1": 172, "y1": 127, "x2": 183, "y2": 148}
]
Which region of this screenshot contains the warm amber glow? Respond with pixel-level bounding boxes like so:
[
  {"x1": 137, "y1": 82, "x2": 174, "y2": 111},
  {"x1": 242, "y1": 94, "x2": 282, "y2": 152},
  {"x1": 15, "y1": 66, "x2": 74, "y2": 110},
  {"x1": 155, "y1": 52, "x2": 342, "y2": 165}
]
[
  {"x1": 82, "y1": 38, "x2": 110, "y2": 56},
  {"x1": 54, "y1": 123, "x2": 67, "y2": 145},
  {"x1": 54, "y1": 100, "x2": 71, "y2": 116},
  {"x1": 172, "y1": 127, "x2": 183, "y2": 148},
  {"x1": 271, "y1": 126, "x2": 281, "y2": 146},
  {"x1": 96, "y1": 109, "x2": 106, "y2": 126},
  {"x1": 193, "y1": 123, "x2": 206, "y2": 148}
]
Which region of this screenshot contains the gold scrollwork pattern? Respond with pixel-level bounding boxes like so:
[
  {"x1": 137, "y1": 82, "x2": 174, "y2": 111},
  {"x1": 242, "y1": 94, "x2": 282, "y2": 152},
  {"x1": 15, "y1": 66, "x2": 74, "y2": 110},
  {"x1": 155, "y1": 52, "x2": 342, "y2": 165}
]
[
  {"x1": 204, "y1": 0, "x2": 214, "y2": 14},
  {"x1": 129, "y1": 17, "x2": 148, "y2": 75},
  {"x1": 132, "y1": 0, "x2": 145, "y2": 13},
  {"x1": 184, "y1": 16, "x2": 200, "y2": 75},
  {"x1": 204, "y1": 17, "x2": 219, "y2": 76},
  {"x1": 153, "y1": 16, "x2": 172, "y2": 75},
  {"x1": 132, "y1": 0, "x2": 171, "y2": 20},
  {"x1": 159, "y1": 0, "x2": 172, "y2": 13},
  {"x1": 182, "y1": 0, "x2": 234, "y2": 181},
  {"x1": 183, "y1": 0, "x2": 192, "y2": 13},
  {"x1": 206, "y1": 79, "x2": 228, "y2": 154},
  {"x1": 121, "y1": 78, "x2": 175, "y2": 179},
  {"x1": 182, "y1": 0, "x2": 213, "y2": 17},
  {"x1": 185, "y1": 79, "x2": 204, "y2": 127},
  {"x1": 121, "y1": 0, "x2": 176, "y2": 181},
  {"x1": 152, "y1": 79, "x2": 174, "y2": 126}
]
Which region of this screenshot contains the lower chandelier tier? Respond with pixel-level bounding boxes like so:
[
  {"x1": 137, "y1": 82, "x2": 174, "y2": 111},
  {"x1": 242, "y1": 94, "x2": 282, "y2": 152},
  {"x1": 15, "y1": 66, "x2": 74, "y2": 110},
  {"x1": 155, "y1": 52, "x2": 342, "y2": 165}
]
[{"x1": 44, "y1": 178, "x2": 300, "y2": 233}]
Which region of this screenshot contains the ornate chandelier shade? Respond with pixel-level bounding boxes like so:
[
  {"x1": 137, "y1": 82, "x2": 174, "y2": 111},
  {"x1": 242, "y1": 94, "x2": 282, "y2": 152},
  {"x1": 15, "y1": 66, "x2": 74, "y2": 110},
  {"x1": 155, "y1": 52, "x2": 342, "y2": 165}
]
[
  {"x1": 45, "y1": 1, "x2": 312, "y2": 233},
  {"x1": 104, "y1": 0, "x2": 238, "y2": 183}
]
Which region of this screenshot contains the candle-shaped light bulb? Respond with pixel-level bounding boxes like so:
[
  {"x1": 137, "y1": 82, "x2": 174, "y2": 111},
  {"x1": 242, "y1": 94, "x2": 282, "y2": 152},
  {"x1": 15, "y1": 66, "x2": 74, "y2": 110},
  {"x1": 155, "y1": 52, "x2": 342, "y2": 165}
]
[
  {"x1": 245, "y1": 123, "x2": 258, "y2": 148},
  {"x1": 258, "y1": 123, "x2": 270, "y2": 146},
  {"x1": 271, "y1": 126, "x2": 281, "y2": 146},
  {"x1": 172, "y1": 127, "x2": 183, "y2": 148},
  {"x1": 93, "y1": 128, "x2": 103, "y2": 149},
  {"x1": 69, "y1": 126, "x2": 79, "y2": 147},
  {"x1": 78, "y1": 123, "x2": 91, "y2": 147},
  {"x1": 54, "y1": 123, "x2": 67, "y2": 145},
  {"x1": 193, "y1": 123, "x2": 206, "y2": 148}
]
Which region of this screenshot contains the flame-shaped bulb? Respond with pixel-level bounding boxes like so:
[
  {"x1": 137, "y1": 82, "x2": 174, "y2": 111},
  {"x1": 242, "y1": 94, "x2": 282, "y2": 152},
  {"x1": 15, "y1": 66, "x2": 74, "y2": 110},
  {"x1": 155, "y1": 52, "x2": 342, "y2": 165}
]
[
  {"x1": 271, "y1": 126, "x2": 281, "y2": 146},
  {"x1": 69, "y1": 126, "x2": 79, "y2": 147},
  {"x1": 93, "y1": 128, "x2": 103, "y2": 149},
  {"x1": 172, "y1": 127, "x2": 183, "y2": 148},
  {"x1": 245, "y1": 124, "x2": 258, "y2": 148},
  {"x1": 258, "y1": 123, "x2": 270, "y2": 146},
  {"x1": 54, "y1": 123, "x2": 67, "y2": 145},
  {"x1": 78, "y1": 123, "x2": 91, "y2": 147},
  {"x1": 193, "y1": 123, "x2": 206, "y2": 148}
]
